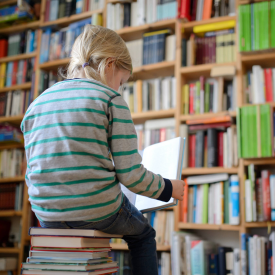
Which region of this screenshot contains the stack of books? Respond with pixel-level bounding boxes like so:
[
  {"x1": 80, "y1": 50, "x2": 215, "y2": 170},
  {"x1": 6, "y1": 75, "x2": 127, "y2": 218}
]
[{"x1": 21, "y1": 227, "x2": 121, "y2": 275}]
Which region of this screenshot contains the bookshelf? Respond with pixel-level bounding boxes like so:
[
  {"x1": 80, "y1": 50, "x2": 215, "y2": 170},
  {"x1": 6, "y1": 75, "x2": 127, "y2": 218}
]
[{"x1": 1, "y1": 0, "x2": 275, "y2": 274}]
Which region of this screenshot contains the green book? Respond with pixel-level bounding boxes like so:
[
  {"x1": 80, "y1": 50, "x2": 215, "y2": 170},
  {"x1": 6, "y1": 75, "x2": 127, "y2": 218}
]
[
  {"x1": 248, "y1": 105, "x2": 258, "y2": 157},
  {"x1": 245, "y1": 4, "x2": 251, "y2": 51},
  {"x1": 236, "y1": 107, "x2": 242, "y2": 158},
  {"x1": 260, "y1": 2, "x2": 269, "y2": 50},
  {"x1": 254, "y1": 3, "x2": 260, "y2": 51},
  {"x1": 195, "y1": 81, "x2": 200, "y2": 114},
  {"x1": 223, "y1": 180, "x2": 230, "y2": 224},
  {"x1": 204, "y1": 83, "x2": 210, "y2": 113},
  {"x1": 260, "y1": 104, "x2": 272, "y2": 157},
  {"x1": 238, "y1": 5, "x2": 245, "y2": 51},
  {"x1": 202, "y1": 184, "x2": 209, "y2": 224},
  {"x1": 119, "y1": 251, "x2": 124, "y2": 275},
  {"x1": 271, "y1": 1, "x2": 275, "y2": 48},
  {"x1": 241, "y1": 106, "x2": 249, "y2": 158}
]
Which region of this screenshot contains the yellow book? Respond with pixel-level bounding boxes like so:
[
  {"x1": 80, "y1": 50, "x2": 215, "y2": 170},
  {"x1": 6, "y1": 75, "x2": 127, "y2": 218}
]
[
  {"x1": 0, "y1": 63, "x2": 6, "y2": 88},
  {"x1": 193, "y1": 20, "x2": 236, "y2": 34}
]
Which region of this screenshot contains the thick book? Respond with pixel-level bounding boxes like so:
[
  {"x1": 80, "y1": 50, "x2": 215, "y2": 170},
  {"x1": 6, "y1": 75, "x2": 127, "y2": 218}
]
[
  {"x1": 121, "y1": 137, "x2": 185, "y2": 212},
  {"x1": 21, "y1": 268, "x2": 118, "y2": 275}
]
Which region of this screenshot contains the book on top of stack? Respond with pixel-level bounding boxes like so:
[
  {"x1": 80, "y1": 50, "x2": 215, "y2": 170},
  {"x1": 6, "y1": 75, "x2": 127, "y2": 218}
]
[{"x1": 21, "y1": 227, "x2": 122, "y2": 275}]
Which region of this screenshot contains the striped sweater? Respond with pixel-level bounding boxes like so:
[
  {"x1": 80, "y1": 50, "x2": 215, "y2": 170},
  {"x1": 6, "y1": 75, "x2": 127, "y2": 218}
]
[{"x1": 21, "y1": 78, "x2": 172, "y2": 222}]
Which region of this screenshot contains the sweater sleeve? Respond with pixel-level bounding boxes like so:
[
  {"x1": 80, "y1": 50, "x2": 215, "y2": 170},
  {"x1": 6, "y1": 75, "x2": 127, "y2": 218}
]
[{"x1": 108, "y1": 95, "x2": 172, "y2": 202}]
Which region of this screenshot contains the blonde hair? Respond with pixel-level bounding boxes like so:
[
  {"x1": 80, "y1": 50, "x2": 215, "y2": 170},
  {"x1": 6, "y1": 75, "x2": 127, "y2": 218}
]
[{"x1": 64, "y1": 25, "x2": 132, "y2": 85}]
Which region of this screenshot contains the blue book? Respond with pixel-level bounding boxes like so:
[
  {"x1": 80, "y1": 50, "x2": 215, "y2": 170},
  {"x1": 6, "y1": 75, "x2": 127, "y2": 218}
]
[
  {"x1": 193, "y1": 185, "x2": 197, "y2": 222},
  {"x1": 150, "y1": 212, "x2": 155, "y2": 227},
  {"x1": 76, "y1": 0, "x2": 83, "y2": 14},
  {"x1": 29, "y1": 31, "x2": 35, "y2": 52},
  {"x1": 230, "y1": 175, "x2": 240, "y2": 225},
  {"x1": 241, "y1": 233, "x2": 248, "y2": 275},
  {"x1": 49, "y1": 0, "x2": 59, "y2": 21},
  {"x1": 208, "y1": 254, "x2": 219, "y2": 275},
  {"x1": 6, "y1": 62, "x2": 13, "y2": 87},
  {"x1": 44, "y1": 28, "x2": 52, "y2": 63}
]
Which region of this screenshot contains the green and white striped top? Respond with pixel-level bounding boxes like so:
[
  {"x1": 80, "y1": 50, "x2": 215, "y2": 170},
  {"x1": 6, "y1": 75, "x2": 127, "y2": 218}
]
[{"x1": 21, "y1": 78, "x2": 169, "y2": 222}]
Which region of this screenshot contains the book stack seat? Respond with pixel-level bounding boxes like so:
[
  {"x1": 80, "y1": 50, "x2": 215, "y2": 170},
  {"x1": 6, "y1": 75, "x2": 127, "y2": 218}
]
[{"x1": 20, "y1": 227, "x2": 122, "y2": 275}]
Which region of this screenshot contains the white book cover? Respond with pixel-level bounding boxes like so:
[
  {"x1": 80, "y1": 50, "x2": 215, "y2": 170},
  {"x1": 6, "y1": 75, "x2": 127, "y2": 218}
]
[
  {"x1": 245, "y1": 179, "x2": 252, "y2": 222},
  {"x1": 172, "y1": 77, "x2": 176, "y2": 108},
  {"x1": 186, "y1": 173, "x2": 229, "y2": 185},
  {"x1": 142, "y1": 81, "x2": 148, "y2": 112},
  {"x1": 233, "y1": 249, "x2": 240, "y2": 275},
  {"x1": 165, "y1": 35, "x2": 176, "y2": 61},
  {"x1": 179, "y1": 124, "x2": 188, "y2": 168},
  {"x1": 215, "y1": 182, "x2": 222, "y2": 225},
  {"x1": 154, "y1": 78, "x2": 160, "y2": 111},
  {"x1": 121, "y1": 137, "x2": 185, "y2": 212},
  {"x1": 252, "y1": 66, "x2": 264, "y2": 103},
  {"x1": 131, "y1": 2, "x2": 138, "y2": 26}
]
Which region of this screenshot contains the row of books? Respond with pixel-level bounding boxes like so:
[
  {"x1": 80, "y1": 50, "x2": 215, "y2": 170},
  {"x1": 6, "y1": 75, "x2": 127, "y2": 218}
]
[
  {"x1": 40, "y1": 17, "x2": 102, "y2": 64},
  {"x1": 106, "y1": 0, "x2": 177, "y2": 31},
  {"x1": 185, "y1": 124, "x2": 238, "y2": 168},
  {"x1": 22, "y1": 227, "x2": 121, "y2": 275},
  {"x1": 121, "y1": 77, "x2": 176, "y2": 113},
  {"x1": 181, "y1": 77, "x2": 236, "y2": 115},
  {"x1": 237, "y1": 105, "x2": 273, "y2": 158},
  {"x1": 245, "y1": 165, "x2": 275, "y2": 222},
  {"x1": 0, "y1": 149, "x2": 25, "y2": 178},
  {"x1": 0, "y1": 125, "x2": 24, "y2": 144},
  {"x1": 44, "y1": 0, "x2": 104, "y2": 22},
  {"x1": 39, "y1": 71, "x2": 62, "y2": 95},
  {"x1": 241, "y1": 233, "x2": 275, "y2": 275},
  {"x1": 180, "y1": 174, "x2": 239, "y2": 225},
  {"x1": 0, "y1": 182, "x2": 24, "y2": 210},
  {"x1": 182, "y1": 29, "x2": 236, "y2": 67},
  {"x1": 244, "y1": 66, "x2": 275, "y2": 104},
  {"x1": 239, "y1": 2, "x2": 275, "y2": 52},
  {"x1": 0, "y1": 257, "x2": 17, "y2": 274},
  {"x1": 0, "y1": 30, "x2": 38, "y2": 58},
  {"x1": 172, "y1": 231, "x2": 240, "y2": 275},
  {"x1": 135, "y1": 118, "x2": 176, "y2": 150},
  {"x1": 126, "y1": 32, "x2": 175, "y2": 68},
  {"x1": 0, "y1": 58, "x2": 35, "y2": 87},
  {"x1": 178, "y1": 0, "x2": 235, "y2": 21},
  {"x1": 0, "y1": 90, "x2": 33, "y2": 117}
]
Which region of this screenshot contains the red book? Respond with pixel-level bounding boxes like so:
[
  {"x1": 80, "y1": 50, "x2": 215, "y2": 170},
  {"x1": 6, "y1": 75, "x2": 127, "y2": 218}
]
[
  {"x1": 45, "y1": 0, "x2": 51, "y2": 22},
  {"x1": 188, "y1": 134, "x2": 196, "y2": 167},
  {"x1": 264, "y1": 69, "x2": 273, "y2": 102},
  {"x1": 159, "y1": 128, "x2": 166, "y2": 142},
  {"x1": 202, "y1": 0, "x2": 213, "y2": 20},
  {"x1": 0, "y1": 39, "x2": 7, "y2": 58},
  {"x1": 218, "y1": 131, "x2": 224, "y2": 167},
  {"x1": 262, "y1": 170, "x2": 271, "y2": 221},
  {"x1": 191, "y1": 0, "x2": 198, "y2": 21},
  {"x1": 12, "y1": 61, "x2": 18, "y2": 85},
  {"x1": 178, "y1": 0, "x2": 191, "y2": 21},
  {"x1": 182, "y1": 179, "x2": 188, "y2": 222},
  {"x1": 212, "y1": 36, "x2": 216, "y2": 63},
  {"x1": 189, "y1": 83, "x2": 195, "y2": 114},
  {"x1": 22, "y1": 60, "x2": 27, "y2": 83}
]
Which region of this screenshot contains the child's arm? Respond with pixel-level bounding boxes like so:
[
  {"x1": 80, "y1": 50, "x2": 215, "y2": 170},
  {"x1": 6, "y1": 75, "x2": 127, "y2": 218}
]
[{"x1": 108, "y1": 95, "x2": 173, "y2": 202}]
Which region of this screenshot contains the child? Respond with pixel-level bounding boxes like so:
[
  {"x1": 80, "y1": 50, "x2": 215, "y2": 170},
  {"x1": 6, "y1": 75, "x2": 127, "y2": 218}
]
[{"x1": 21, "y1": 25, "x2": 184, "y2": 275}]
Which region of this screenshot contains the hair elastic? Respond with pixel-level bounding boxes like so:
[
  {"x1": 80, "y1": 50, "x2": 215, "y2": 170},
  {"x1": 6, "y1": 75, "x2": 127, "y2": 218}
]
[{"x1": 82, "y1": 62, "x2": 89, "y2": 68}]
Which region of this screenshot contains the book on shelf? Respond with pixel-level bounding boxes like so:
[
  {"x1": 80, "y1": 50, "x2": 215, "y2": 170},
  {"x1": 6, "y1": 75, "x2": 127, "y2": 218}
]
[
  {"x1": 239, "y1": 1, "x2": 275, "y2": 52},
  {"x1": 121, "y1": 137, "x2": 185, "y2": 212},
  {"x1": 126, "y1": 30, "x2": 176, "y2": 68},
  {"x1": 245, "y1": 165, "x2": 275, "y2": 222},
  {"x1": 39, "y1": 71, "x2": 62, "y2": 95},
  {"x1": 44, "y1": 0, "x2": 104, "y2": 21},
  {"x1": 0, "y1": 258, "x2": 17, "y2": 274},
  {"x1": 181, "y1": 76, "x2": 237, "y2": 115},
  {"x1": 121, "y1": 77, "x2": 176, "y2": 113},
  {"x1": 22, "y1": 228, "x2": 120, "y2": 275},
  {"x1": 237, "y1": 104, "x2": 273, "y2": 158},
  {"x1": 0, "y1": 125, "x2": 24, "y2": 144},
  {"x1": 182, "y1": 29, "x2": 236, "y2": 67},
  {"x1": 178, "y1": 0, "x2": 236, "y2": 21},
  {"x1": 180, "y1": 174, "x2": 240, "y2": 225},
  {"x1": 243, "y1": 66, "x2": 275, "y2": 104},
  {"x1": 107, "y1": 0, "x2": 177, "y2": 30},
  {"x1": 0, "y1": 182, "x2": 24, "y2": 211}
]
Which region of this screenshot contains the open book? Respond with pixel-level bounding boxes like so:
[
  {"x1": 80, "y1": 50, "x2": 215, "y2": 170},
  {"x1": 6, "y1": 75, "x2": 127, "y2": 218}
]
[{"x1": 121, "y1": 137, "x2": 186, "y2": 213}]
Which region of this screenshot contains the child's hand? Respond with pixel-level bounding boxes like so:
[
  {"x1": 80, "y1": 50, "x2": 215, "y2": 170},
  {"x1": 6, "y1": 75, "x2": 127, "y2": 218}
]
[{"x1": 170, "y1": 179, "x2": 185, "y2": 201}]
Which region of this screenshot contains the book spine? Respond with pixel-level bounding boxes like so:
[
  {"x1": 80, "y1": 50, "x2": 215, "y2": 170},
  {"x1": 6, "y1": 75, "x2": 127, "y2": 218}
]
[
  {"x1": 183, "y1": 179, "x2": 188, "y2": 223},
  {"x1": 262, "y1": 170, "x2": 271, "y2": 221},
  {"x1": 207, "y1": 128, "x2": 218, "y2": 167},
  {"x1": 230, "y1": 175, "x2": 240, "y2": 225},
  {"x1": 260, "y1": 104, "x2": 272, "y2": 157},
  {"x1": 218, "y1": 131, "x2": 223, "y2": 167},
  {"x1": 270, "y1": 175, "x2": 275, "y2": 221},
  {"x1": 241, "y1": 233, "x2": 247, "y2": 275},
  {"x1": 195, "y1": 130, "x2": 204, "y2": 167},
  {"x1": 264, "y1": 68, "x2": 273, "y2": 102}
]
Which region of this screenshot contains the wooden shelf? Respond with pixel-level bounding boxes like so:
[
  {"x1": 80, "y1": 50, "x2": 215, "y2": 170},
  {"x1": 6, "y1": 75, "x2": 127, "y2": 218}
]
[
  {"x1": 180, "y1": 111, "x2": 236, "y2": 122},
  {"x1": 0, "y1": 143, "x2": 24, "y2": 150},
  {"x1": 182, "y1": 15, "x2": 237, "y2": 33},
  {"x1": 41, "y1": 9, "x2": 103, "y2": 28},
  {"x1": 0, "y1": 115, "x2": 24, "y2": 124},
  {"x1": 110, "y1": 243, "x2": 170, "y2": 251},
  {"x1": 0, "y1": 21, "x2": 40, "y2": 35},
  {"x1": 178, "y1": 222, "x2": 240, "y2": 231},
  {"x1": 0, "y1": 210, "x2": 22, "y2": 217},
  {"x1": 241, "y1": 50, "x2": 275, "y2": 67},
  {"x1": 116, "y1": 18, "x2": 176, "y2": 41},
  {"x1": 39, "y1": 58, "x2": 70, "y2": 71},
  {"x1": 0, "y1": 176, "x2": 25, "y2": 183},
  {"x1": 0, "y1": 0, "x2": 17, "y2": 7},
  {"x1": 182, "y1": 167, "x2": 239, "y2": 175},
  {"x1": 243, "y1": 157, "x2": 275, "y2": 166},
  {"x1": 0, "y1": 82, "x2": 32, "y2": 93},
  {"x1": 245, "y1": 221, "x2": 275, "y2": 228},
  {"x1": 132, "y1": 109, "x2": 175, "y2": 124},
  {"x1": 132, "y1": 61, "x2": 175, "y2": 80},
  {"x1": 180, "y1": 62, "x2": 236, "y2": 79},
  {"x1": 0, "y1": 52, "x2": 37, "y2": 64},
  {"x1": 0, "y1": 247, "x2": 20, "y2": 254}
]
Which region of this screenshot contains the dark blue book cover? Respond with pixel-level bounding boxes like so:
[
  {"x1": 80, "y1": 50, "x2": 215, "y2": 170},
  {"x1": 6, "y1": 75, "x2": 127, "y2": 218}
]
[{"x1": 209, "y1": 253, "x2": 219, "y2": 275}]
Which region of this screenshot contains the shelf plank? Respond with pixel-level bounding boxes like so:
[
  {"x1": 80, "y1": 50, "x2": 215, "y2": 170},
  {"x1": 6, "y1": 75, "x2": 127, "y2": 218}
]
[
  {"x1": 110, "y1": 243, "x2": 170, "y2": 251},
  {"x1": 243, "y1": 157, "x2": 275, "y2": 166},
  {"x1": 0, "y1": 143, "x2": 24, "y2": 150},
  {"x1": 0, "y1": 52, "x2": 37, "y2": 64},
  {"x1": 241, "y1": 51, "x2": 275, "y2": 67},
  {"x1": 39, "y1": 58, "x2": 70, "y2": 71},
  {"x1": 131, "y1": 109, "x2": 175, "y2": 123},
  {"x1": 132, "y1": 61, "x2": 175, "y2": 80},
  {"x1": 182, "y1": 167, "x2": 239, "y2": 175},
  {"x1": 182, "y1": 16, "x2": 237, "y2": 33},
  {"x1": 178, "y1": 222, "x2": 240, "y2": 231},
  {"x1": 116, "y1": 19, "x2": 176, "y2": 41},
  {"x1": 0, "y1": 21, "x2": 40, "y2": 35},
  {"x1": 0, "y1": 0, "x2": 17, "y2": 7},
  {"x1": 0, "y1": 247, "x2": 20, "y2": 253},
  {"x1": 0, "y1": 115, "x2": 24, "y2": 124},
  {"x1": 41, "y1": 9, "x2": 103, "y2": 28},
  {"x1": 245, "y1": 222, "x2": 275, "y2": 228},
  {"x1": 0, "y1": 82, "x2": 32, "y2": 93},
  {"x1": 180, "y1": 62, "x2": 236, "y2": 79},
  {"x1": 180, "y1": 111, "x2": 236, "y2": 122},
  {"x1": 0, "y1": 176, "x2": 25, "y2": 183},
  {"x1": 0, "y1": 210, "x2": 22, "y2": 217}
]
